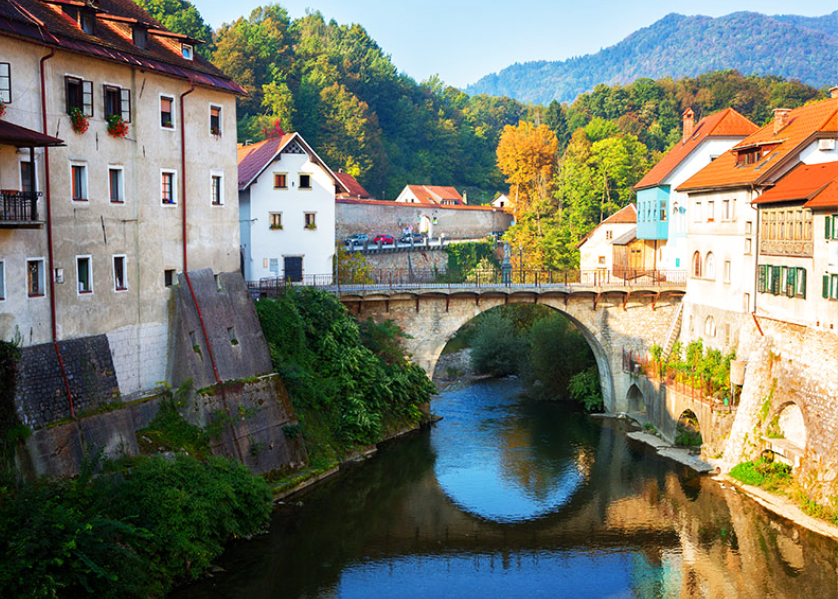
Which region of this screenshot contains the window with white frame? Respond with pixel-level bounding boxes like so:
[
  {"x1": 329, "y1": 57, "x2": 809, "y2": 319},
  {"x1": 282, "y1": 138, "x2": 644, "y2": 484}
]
[
  {"x1": 210, "y1": 105, "x2": 222, "y2": 135},
  {"x1": 210, "y1": 171, "x2": 223, "y2": 205},
  {"x1": 0, "y1": 261, "x2": 5, "y2": 300},
  {"x1": 109, "y1": 166, "x2": 124, "y2": 203},
  {"x1": 745, "y1": 238, "x2": 752, "y2": 255},
  {"x1": 71, "y1": 163, "x2": 88, "y2": 201},
  {"x1": 27, "y1": 258, "x2": 45, "y2": 297},
  {"x1": 113, "y1": 255, "x2": 127, "y2": 291},
  {"x1": 0, "y1": 63, "x2": 10, "y2": 104},
  {"x1": 707, "y1": 200, "x2": 715, "y2": 222},
  {"x1": 181, "y1": 44, "x2": 194, "y2": 60},
  {"x1": 76, "y1": 255, "x2": 92, "y2": 294},
  {"x1": 704, "y1": 252, "x2": 715, "y2": 279},
  {"x1": 161, "y1": 169, "x2": 177, "y2": 205},
  {"x1": 160, "y1": 95, "x2": 175, "y2": 129},
  {"x1": 724, "y1": 260, "x2": 731, "y2": 283}
]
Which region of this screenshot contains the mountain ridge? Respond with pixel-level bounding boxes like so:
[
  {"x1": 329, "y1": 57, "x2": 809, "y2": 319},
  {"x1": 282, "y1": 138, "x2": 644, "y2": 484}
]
[{"x1": 466, "y1": 11, "x2": 838, "y2": 104}]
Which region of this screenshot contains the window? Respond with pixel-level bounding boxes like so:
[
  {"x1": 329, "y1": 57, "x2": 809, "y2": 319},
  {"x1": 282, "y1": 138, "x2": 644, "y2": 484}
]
[
  {"x1": 757, "y1": 264, "x2": 767, "y2": 293},
  {"x1": 794, "y1": 268, "x2": 806, "y2": 298},
  {"x1": 65, "y1": 76, "x2": 93, "y2": 116},
  {"x1": 660, "y1": 203, "x2": 667, "y2": 222},
  {"x1": 273, "y1": 173, "x2": 287, "y2": 189},
  {"x1": 132, "y1": 26, "x2": 147, "y2": 49},
  {"x1": 284, "y1": 256, "x2": 303, "y2": 282},
  {"x1": 71, "y1": 163, "x2": 87, "y2": 201},
  {"x1": 269, "y1": 258, "x2": 279, "y2": 275},
  {"x1": 109, "y1": 167, "x2": 124, "y2": 203},
  {"x1": 104, "y1": 85, "x2": 131, "y2": 122},
  {"x1": 598, "y1": 255, "x2": 606, "y2": 265},
  {"x1": 113, "y1": 255, "x2": 127, "y2": 291},
  {"x1": 304, "y1": 212, "x2": 316, "y2": 229},
  {"x1": 76, "y1": 256, "x2": 92, "y2": 294},
  {"x1": 605, "y1": 230, "x2": 613, "y2": 240},
  {"x1": 745, "y1": 221, "x2": 752, "y2": 234},
  {"x1": 27, "y1": 259, "x2": 45, "y2": 297},
  {"x1": 0, "y1": 62, "x2": 10, "y2": 103},
  {"x1": 269, "y1": 213, "x2": 282, "y2": 230},
  {"x1": 299, "y1": 174, "x2": 312, "y2": 189},
  {"x1": 694, "y1": 202, "x2": 702, "y2": 222},
  {"x1": 744, "y1": 237, "x2": 752, "y2": 255},
  {"x1": 210, "y1": 105, "x2": 221, "y2": 135},
  {"x1": 722, "y1": 199, "x2": 731, "y2": 221},
  {"x1": 823, "y1": 274, "x2": 838, "y2": 299},
  {"x1": 79, "y1": 10, "x2": 95, "y2": 35},
  {"x1": 704, "y1": 252, "x2": 715, "y2": 279},
  {"x1": 181, "y1": 44, "x2": 194, "y2": 60},
  {"x1": 164, "y1": 269, "x2": 175, "y2": 287},
  {"x1": 707, "y1": 201, "x2": 715, "y2": 222},
  {"x1": 704, "y1": 316, "x2": 716, "y2": 337},
  {"x1": 0, "y1": 261, "x2": 5, "y2": 300},
  {"x1": 743, "y1": 293, "x2": 750, "y2": 312},
  {"x1": 692, "y1": 251, "x2": 701, "y2": 278},
  {"x1": 210, "y1": 173, "x2": 223, "y2": 205},
  {"x1": 20, "y1": 159, "x2": 36, "y2": 194},
  {"x1": 724, "y1": 260, "x2": 731, "y2": 283},
  {"x1": 161, "y1": 170, "x2": 177, "y2": 205},
  {"x1": 160, "y1": 95, "x2": 174, "y2": 129},
  {"x1": 826, "y1": 214, "x2": 838, "y2": 240}
]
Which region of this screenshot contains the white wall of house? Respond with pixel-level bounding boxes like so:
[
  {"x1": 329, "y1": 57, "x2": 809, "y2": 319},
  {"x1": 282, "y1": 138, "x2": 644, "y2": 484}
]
[
  {"x1": 240, "y1": 148, "x2": 336, "y2": 282},
  {"x1": 395, "y1": 186, "x2": 423, "y2": 204},
  {"x1": 578, "y1": 223, "x2": 635, "y2": 271},
  {"x1": 799, "y1": 137, "x2": 838, "y2": 165},
  {"x1": 0, "y1": 36, "x2": 240, "y2": 396}
]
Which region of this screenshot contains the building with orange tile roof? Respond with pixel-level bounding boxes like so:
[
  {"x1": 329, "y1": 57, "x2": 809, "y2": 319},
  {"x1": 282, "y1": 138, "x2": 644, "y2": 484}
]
[
  {"x1": 634, "y1": 108, "x2": 758, "y2": 272},
  {"x1": 395, "y1": 185, "x2": 465, "y2": 206},
  {"x1": 335, "y1": 172, "x2": 372, "y2": 200},
  {"x1": 577, "y1": 204, "x2": 639, "y2": 272}
]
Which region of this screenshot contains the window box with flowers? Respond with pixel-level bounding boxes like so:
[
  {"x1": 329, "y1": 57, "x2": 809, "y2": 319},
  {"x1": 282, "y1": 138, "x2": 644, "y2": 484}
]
[
  {"x1": 270, "y1": 223, "x2": 283, "y2": 230},
  {"x1": 69, "y1": 107, "x2": 89, "y2": 134},
  {"x1": 107, "y1": 114, "x2": 129, "y2": 138},
  {"x1": 210, "y1": 126, "x2": 222, "y2": 137},
  {"x1": 305, "y1": 223, "x2": 317, "y2": 230},
  {"x1": 0, "y1": 99, "x2": 5, "y2": 119}
]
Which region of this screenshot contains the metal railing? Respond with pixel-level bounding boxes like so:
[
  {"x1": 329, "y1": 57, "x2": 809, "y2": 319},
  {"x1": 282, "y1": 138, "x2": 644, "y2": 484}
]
[
  {"x1": 0, "y1": 190, "x2": 40, "y2": 222},
  {"x1": 248, "y1": 269, "x2": 687, "y2": 298}
]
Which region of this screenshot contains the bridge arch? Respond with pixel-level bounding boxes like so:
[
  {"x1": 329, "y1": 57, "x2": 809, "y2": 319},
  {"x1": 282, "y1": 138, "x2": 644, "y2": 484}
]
[
  {"x1": 626, "y1": 384, "x2": 646, "y2": 413},
  {"x1": 676, "y1": 409, "x2": 703, "y2": 447}
]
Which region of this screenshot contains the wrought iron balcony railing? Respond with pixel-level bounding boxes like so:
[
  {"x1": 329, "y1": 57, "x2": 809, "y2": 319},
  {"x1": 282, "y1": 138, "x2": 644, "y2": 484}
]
[{"x1": 0, "y1": 190, "x2": 40, "y2": 224}]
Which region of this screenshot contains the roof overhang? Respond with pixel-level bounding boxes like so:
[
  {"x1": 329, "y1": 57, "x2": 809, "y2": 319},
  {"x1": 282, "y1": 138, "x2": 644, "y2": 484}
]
[{"x1": 0, "y1": 121, "x2": 65, "y2": 147}]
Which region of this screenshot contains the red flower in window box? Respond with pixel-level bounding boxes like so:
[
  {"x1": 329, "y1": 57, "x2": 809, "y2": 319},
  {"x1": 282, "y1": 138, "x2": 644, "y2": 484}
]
[
  {"x1": 107, "y1": 114, "x2": 129, "y2": 138},
  {"x1": 0, "y1": 100, "x2": 6, "y2": 119},
  {"x1": 69, "y1": 108, "x2": 89, "y2": 134}
]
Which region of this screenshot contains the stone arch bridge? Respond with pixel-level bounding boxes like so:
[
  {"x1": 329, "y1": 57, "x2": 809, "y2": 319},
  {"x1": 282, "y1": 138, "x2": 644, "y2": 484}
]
[{"x1": 337, "y1": 278, "x2": 685, "y2": 413}]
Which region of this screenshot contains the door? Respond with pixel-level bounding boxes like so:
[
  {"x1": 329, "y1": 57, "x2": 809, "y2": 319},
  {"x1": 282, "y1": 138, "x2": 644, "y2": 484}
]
[{"x1": 284, "y1": 256, "x2": 303, "y2": 282}]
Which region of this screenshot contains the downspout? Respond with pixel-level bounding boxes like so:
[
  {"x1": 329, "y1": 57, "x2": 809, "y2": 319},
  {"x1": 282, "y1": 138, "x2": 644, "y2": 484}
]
[
  {"x1": 750, "y1": 184, "x2": 764, "y2": 337},
  {"x1": 178, "y1": 82, "x2": 243, "y2": 461},
  {"x1": 40, "y1": 48, "x2": 76, "y2": 417}
]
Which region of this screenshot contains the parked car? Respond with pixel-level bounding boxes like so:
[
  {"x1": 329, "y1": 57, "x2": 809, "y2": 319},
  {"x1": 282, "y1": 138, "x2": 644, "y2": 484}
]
[
  {"x1": 345, "y1": 234, "x2": 369, "y2": 246},
  {"x1": 399, "y1": 232, "x2": 426, "y2": 244},
  {"x1": 373, "y1": 234, "x2": 395, "y2": 245}
]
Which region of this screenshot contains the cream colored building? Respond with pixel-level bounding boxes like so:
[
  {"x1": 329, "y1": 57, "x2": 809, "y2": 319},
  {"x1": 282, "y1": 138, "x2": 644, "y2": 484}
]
[
  {"x1": 576, "y1": 204, "x2": 637, "y2": 272},
  {"x1": 0, "y1": 1, "x2": 244, "y2": 396}
]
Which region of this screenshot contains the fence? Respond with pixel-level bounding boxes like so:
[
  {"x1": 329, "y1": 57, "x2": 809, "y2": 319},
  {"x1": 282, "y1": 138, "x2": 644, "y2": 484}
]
[{"x1": 0, "y1": 190, "x2": 40, "y2": 222}]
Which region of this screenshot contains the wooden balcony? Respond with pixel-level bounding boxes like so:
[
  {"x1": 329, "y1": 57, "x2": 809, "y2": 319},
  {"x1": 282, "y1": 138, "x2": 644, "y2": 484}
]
[
  {"x1": 759, "y1": 238, "x2": 813, "y2": 257},
  {"x1": 0, "y1": 190, "x2": 42, "y2": 228}
]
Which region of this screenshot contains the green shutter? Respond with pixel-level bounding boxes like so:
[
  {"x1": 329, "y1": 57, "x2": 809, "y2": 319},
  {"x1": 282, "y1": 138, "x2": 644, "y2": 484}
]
[
  {"x1": 771, "y1": 266, "x2": 782, "y2": 295},
  {"x1": 798, "y1": 268, "x2": 806, "y2": 298},
  {"x1": 824, "y1": 275, "x2": 830, "y2": 299},
  {"x1": 833, "y1": 275, "x2": 838, "y2": 299},
  {"x1": 757, "y1": 265, "x2": 767, "y2": 293},
  {"x1": 786, "y1": 267, "x2": 796, "y2": 297},
  {"x1": 827, "y1": 215, "x2": 833, "y2": 239}
]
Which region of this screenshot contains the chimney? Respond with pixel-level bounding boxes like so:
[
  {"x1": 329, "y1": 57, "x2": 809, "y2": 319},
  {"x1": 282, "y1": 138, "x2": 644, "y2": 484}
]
[
  {"x1": 682, "y1": 108, "x2": 695, "y2": 143},
  {"x1": 773, "y1": 108, "x2": 792, "y2": 135},
  {"x1": 830, "y1": 86, "x2": 838, "y2": 99},
  {"x1": 462, "y1": 190, "x2": 468, "y2": 205}
]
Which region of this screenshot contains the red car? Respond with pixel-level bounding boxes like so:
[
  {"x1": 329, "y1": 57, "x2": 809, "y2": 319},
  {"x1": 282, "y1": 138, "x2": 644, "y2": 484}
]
[{"x1": 373, "y1": 234, "x2": 394, "y2": 245}]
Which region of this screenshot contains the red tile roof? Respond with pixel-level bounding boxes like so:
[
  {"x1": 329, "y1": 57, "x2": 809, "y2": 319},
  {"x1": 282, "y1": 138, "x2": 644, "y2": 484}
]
[
  {"x1": 678, "y1": 98, "x2": 838, "y2": 193},
  {"x1": 575, "y1": 204, "x2": 636, "y2": 248},
  {"x1": 0, "y1": 0, "x2": 244, "y2": 95},
  {"x1": 337, "y1": 198, "x2": 499, "y2": 211},
  {"x1": 335, "y1": 172, "x2": 371, "y2": 199},
  {"x1": 404, "y1": 185, "x2": 464, "y2": 205},
  {"x1": 805, "y1": 181, "x2": 838, "y2": 209},
  {"x1": 752, "y1": 162, "x2": 838, "y2": 205},
  {"x1": 634, "y1": 108, "x2": 757, "y2": 191}
]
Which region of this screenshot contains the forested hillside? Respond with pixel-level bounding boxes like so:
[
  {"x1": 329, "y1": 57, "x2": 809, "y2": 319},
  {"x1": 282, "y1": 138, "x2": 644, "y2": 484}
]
[
  {"x1": 136, "y1": 1, "x2": 825, "y2": 267},
  {"x1": 466, "y1": 11, "x2": 838, "y2": 105}
]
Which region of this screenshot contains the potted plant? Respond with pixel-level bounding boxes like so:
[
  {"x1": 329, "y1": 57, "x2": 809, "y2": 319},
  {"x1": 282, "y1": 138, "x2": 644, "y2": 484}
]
[
  {"x1": 0, "y1": 99, "x2": 6, "y2": 119},
  {"x1": 211, "y1": 126, "x2": 222, "y2": 137},
  {"x1": 107, "y1": 114, "x2": 129, "y2": 138},
  {"x1": 69, "y1": 107, "x2": 89, "y2": 134}
]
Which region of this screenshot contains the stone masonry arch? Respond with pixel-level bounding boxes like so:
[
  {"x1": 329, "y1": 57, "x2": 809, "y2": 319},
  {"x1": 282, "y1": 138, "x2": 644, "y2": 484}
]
[{"x1": 342, "y1": 290, "x2": 681, "y2": 413}]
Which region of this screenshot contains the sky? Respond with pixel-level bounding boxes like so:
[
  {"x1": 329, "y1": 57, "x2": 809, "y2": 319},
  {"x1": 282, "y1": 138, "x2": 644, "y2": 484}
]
[{"x1": 191, "y1": 0, "x2": 837, "y2": 88}]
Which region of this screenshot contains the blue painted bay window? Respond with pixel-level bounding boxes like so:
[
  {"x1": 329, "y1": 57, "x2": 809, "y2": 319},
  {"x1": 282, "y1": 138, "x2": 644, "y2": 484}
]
[{"x1": 636, "y1": 186, "x2": 670, "y2": 240}]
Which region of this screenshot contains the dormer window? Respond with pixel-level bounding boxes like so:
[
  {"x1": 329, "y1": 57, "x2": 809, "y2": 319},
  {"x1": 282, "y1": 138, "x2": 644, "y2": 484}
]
[
  {"x1": 80, "y1": 11, "x2": 95, "y2": 35},
  {"x1": 133, "y1": 26, "x2": 148, "y2": 49},
  {"x1": 181, "y1": 44, "x2": 194, "y2": 60},
  {"x1": 736, "y1": 148, "x2": 762, "y2": 166}
]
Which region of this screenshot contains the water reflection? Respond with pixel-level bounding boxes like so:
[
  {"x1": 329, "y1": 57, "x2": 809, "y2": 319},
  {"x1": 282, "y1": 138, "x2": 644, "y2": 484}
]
[{"x1": 173, "y1": 379, "x2": 838, "y2": 599}]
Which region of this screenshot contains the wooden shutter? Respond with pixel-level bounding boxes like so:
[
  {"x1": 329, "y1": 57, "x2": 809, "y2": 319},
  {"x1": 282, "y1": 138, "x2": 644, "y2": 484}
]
[
  {"x1": 121, "y1": 88, "x2": 131, "y2": 122},
  {"x1": 797, "y1": 268, "x2": 806, "y2": 298},
  {"x1": 82, "y1": 80, "x2": 93, "y2": 116},
  {"x1": 757, "y1": 265, "x2": 767, "y2": 293},
  {"x1": 771, "y1": 266, "x2": 781, "y2": 295},
  {"x1": 827, "y1": 215, "x2": 832, "y2": 239},
  {"x1": 786, "y1": 266, "x2": 796, "y2": 297},
  {"x1": 824, "y1": 275, "x2": 830, "y2": 299}
]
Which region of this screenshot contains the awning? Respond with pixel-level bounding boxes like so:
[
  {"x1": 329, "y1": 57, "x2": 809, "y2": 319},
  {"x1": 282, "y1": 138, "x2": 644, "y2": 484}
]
[{"x1": 0, "y1": 120, "x2": 65, "y2": 147}]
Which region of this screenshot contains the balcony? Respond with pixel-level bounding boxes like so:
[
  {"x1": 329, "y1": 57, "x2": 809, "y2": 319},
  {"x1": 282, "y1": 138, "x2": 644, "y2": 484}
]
[
  {"x1": 0, "y1": 190, "x2": 42, "y2": 228},
  {"x1": 759, "y1": 238, "x2": 813, "y2": 257}
]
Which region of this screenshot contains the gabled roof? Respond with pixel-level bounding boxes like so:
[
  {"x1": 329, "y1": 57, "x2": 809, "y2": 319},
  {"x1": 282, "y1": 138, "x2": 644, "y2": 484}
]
[
  {"x1": 0, "y1": 0, "x2": 244, "y2": 95},
  {"x1": 634, "y1": 108, "x2": 757, "y2": 191},
  {"x1": 576, "y1": 204, "x2": 636, "y2": 248},
  {"x1": 237, "y1": 132, "x2": 350, "y2": 193},
  {"x1": 612, "y1": 227, "x2": 638, "y2": 246},
  {"x1": 403, "y1": 185, "x2": 464, "y2": 205},
  {"x1": 678, "y1": 98, "x2": 838, "y2": 193},
  {"x1": 335, "y1": 172, "x2": 371, "y2": 199},
  {"x1": 752, "y1": 162, "x2": 838, "y2": 206}
]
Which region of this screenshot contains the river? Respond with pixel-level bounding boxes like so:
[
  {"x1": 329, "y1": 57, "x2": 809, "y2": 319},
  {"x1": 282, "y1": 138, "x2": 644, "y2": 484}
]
[{"x1": 174, "y1": 378, "x2": 838, "y2": 598}]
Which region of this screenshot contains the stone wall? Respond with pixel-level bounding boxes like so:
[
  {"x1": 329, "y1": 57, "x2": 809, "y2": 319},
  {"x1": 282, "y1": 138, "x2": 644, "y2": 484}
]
[
  {"x1": 359, "y1": 249, "x2": 449, "y2": 273},
  {"x1": 337, "y1": 199, "x2": 512, "y2": 240},
  {"x1": 15, "y1": 336, "x2": 120, "y2": 429}
]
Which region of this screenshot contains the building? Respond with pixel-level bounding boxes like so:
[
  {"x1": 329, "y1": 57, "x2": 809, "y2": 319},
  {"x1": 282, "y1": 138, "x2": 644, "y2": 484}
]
[
  {"x1": 677, "y1": 92, "x2": 838, "y2": 350},
  {"x1": 634, "y1": 108, "x2": 757, "y2": 271},
  {"x1": 395, "y1": 185, "x2": 464, "y2": 206},
  {"x1": 491, "y1": 194, "x2": 511, "y2": 210},
  {"x1": 238, "y1": 132, "x2": 349, "y2": 283},
  {"x1": 577, "y1": 204, "x2": 637, "y2": 272},
  {"x1": 335, "y1": 172, "x2": 372, "y2": 200},
  {"x1": 0, "y1": 0, "x2": 244, "y2": 398}
]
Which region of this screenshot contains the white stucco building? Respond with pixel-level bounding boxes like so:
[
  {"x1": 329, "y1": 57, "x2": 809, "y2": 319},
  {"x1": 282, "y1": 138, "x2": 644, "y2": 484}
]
[
  {"x1": 577, "y1": 204, "x2": 637, "y2": 271},
  {"x1": 394, "y1": 185, "x2": 464, "y2": 206},
  {"x1": 238, "y1": 133, "x2": 348, "y2": 283},
  {"x1": 0, "y1": 0, "x2": 244, "y2": 396}
]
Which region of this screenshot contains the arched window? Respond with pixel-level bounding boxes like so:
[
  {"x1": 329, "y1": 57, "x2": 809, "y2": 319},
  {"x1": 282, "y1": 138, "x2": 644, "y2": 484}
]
[
  {"x1": 704, "y1": 252, "x2": 715, "y2": 280},
  {"x1": 692, "y1": 251, "x2": 701, "y2": 278},
  {"x1": 704, "y1": 315, "x2": 716, "y2": 337}
]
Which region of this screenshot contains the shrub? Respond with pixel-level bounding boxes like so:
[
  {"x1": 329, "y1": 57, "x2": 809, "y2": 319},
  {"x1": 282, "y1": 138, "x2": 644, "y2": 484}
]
[
  {"x1": 526, "y1": 311, "x2": 596, "y2": 401},
  {"x1": 729, "y1": 458, "x2": 792, "y2": 490},
  {"x1": 568, "y1": 367, "x2": 603, "y2": 411},
  {"x1": 470, "y1": 311, "x2": 526, "y2": 377}
]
